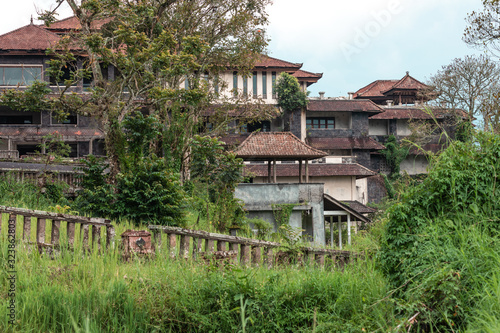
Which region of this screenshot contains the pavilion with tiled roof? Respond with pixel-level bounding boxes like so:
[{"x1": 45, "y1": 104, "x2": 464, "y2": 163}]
[
  {"x1": 235, "y1": 132, "x2": 327, "y2": 183},
  {"x1": 353, "y1": 72, "x2": 432, "y2": 105}
]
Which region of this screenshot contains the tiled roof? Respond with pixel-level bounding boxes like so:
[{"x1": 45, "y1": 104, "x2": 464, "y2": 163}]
[
  {"x1": 341, "y1": 200, "x2": 377, "y2": 214},
  {"x1": 0, "y1": 24, "x2": 61, "y2": 51},
  {"x1": 353, "y1": 80, "x2": 398, "y2": 98},
  {"x1": 383, "y1": 72, "x2": 429, "y2": 94},
  {"x1": 244, "y1": 163, "x2": 376, "y2": 178},
  {"x1": 324, "y1": 194, "x2": 372, "y2": 223},
  {"x1": 218, "y1": 134, "x2": 249, "y2": 147},
  {"x1": 307, "y1": 99, "x2": 384, "y2": 113},
  {"x1": 43, "y1": 16, "x2": 111, "y2": 32},
  {"x1": 235, "y1": 132, "x2": 327, "y2": 160},
  {"x1": 369, "y1": 107, "x2": 468, "y2": 120},
  {"x1": 0, "y1": 127, "x2": 103, "y2": 138},
  {"x1": 353, "y1": 73, "x2": 430, "y2": 99},
  {"x1": 292, "y1": 69, "x2": 322, "y2": 80},
  {"x1": 307, "y1": 137, "x2": 385, "y2": 150},
  {"x1": 254, "y1": 55, "x2": 302, "y2": 69}
]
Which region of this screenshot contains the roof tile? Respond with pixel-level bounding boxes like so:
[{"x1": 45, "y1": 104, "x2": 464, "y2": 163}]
[
  {"x1": 235, "y1": 132, "x2": 327, "y2": 160},
  {"x1": 307, "y1": 137, "x2": 385, "y2": 150},
  {"x1": 307, "y1": 99, "x2": 384, "y2": 113},
  {"x1": 244, "y1": 163, "x2": 376, "y2": 178}
]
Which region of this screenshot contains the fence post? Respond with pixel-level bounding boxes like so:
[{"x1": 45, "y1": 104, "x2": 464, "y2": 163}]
[
  {"x1": 81, "y1": 224, "x2": 89, "y2": 247},
  {"x1": 106, "y1": 225, "x2": 115, "y2": 249},
  {"x1": 153, "y1": 230, "x2": 162, "y2": 249},
  {"x1": 67, "y1": 222, "x2": 76, "y2": 245},
  {"x1": 315, "y1": 253, "x2": 325, "y2": 267},
  {"x1": 92, "y1": 225, "x2": 101, "y2": 251},
  {"x1": 51, "y1": 220, "x2": 60, "y2": 245},
  {"x1": 36, "y1": 218, "x2": 46, "y2": 243},
  {"x1": 240, "y1": 244, "x2": 250, "y2": 266},
  {"x1": 264, "y1": 247, "x2": 273, "y2": 268},
  {"x1": 167, "y1": 233, "x2": 176, "y2": 258},
  {"x1": 230, "y1": 243, "x2": 239, "y2": 263},
  {"x1": 179, "y1": 235, "x2": 190, "y2": 258},
  {"x1": 252, "y1": 246, "x2": 261, "y2": 267}
]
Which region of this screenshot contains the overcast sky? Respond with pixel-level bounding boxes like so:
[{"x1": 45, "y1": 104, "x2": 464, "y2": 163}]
[{"x1": 0, "y1": 0, "x2": 486, "y2": 97}]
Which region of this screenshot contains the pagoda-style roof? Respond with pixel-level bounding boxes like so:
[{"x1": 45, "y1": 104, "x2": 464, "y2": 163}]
[
  {"x1": 306, "y1": 137, "x2": 385, "y2": 151},
  {"x1": 307, "y1": 99, "x2": 384, "y2": 115},
  {"x1": 0, "y1": 23, "x2": 61, "y2": 52},
  {"x1": 235, "y1": 132, "x2": 327, "y2": 161},
  {"x1": 382, "y1": 72, "x2": 429, "y2": 95},
  {"x1": 244, "y1": 162, "x2": 376, "y2": 179},
  {"x1": 353, "y1": 72, "x2": 433, "y2": 105}
]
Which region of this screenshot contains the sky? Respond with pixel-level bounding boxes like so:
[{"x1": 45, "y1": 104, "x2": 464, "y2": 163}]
[{"x1": 0, "y1": 0, "x2": 487, "y2": 97}]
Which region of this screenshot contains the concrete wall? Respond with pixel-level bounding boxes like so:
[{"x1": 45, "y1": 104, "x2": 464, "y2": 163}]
[
  {"x1": 400, "y1": 155, "x2": 429, "y2": 175},
  {"x1": 252, "y1": 175, "x2": 362, "y2": 202},
  {"x1": 369, "y1": 119, "x2": 388, "y2": 135},
  {"x1": 397, "y1": 119, "x2": 412, "y2": 136},
  {"x1": 235, "y1": 183, "x2": 325, "y2": 245}
]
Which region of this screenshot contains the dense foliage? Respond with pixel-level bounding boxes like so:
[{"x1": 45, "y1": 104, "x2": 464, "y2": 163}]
[{"x1": 379, "y1": 131, "x2": 500, "y2": 331}]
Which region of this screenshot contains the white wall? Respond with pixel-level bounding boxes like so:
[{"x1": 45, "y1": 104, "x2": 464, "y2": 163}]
[
  {"x1": 397, "y1": 119, "x2": 412, "y2": 136},
  {"x1": 400, "y1": 155, "x2": 429, "y2": 175},
  {"x1": 369, "y1": 119, "x2": 388, "y2": 135}
]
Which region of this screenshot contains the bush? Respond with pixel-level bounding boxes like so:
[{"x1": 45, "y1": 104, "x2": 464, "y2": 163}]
[{"x1": 379, "y1": 132, "x2": 500, "y2": 330}]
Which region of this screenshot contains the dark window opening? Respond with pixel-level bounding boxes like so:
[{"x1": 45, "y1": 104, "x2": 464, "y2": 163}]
[
  {"x1": 52, "y1": 114, "x2": 77, "y2": 125},
  {"x1": 0, "y1": 115, "x2": 34, "y2": 124},
  {"x1": 17, "y1": 145, "x2": 39, "y2": 156},
  {"x1": 306, "y1": 118, "x2": 335, "y2": 129},
  {"x1": 243, "y1": 120, "x2": 271, "y2": 133},
  {"x1": 50, "y1": 62, "x2": 77, "y2": 86}
]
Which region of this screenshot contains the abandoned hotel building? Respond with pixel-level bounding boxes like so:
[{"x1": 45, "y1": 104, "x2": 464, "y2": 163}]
[{"x1": 0, "y1": 17, "x2": 466, "y2": 245}]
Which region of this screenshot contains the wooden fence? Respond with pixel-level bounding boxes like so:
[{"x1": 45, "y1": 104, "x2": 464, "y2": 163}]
[
  {"x1": 149, "y1": 225, "x2": 362, "y2": 268},
  {"x1": 0, "y1": 206, "x2": 114, "y2": 251}
]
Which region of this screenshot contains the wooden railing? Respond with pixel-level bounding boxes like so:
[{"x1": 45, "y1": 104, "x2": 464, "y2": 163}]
[
  {"x1": 149, "y1": 225, "x2": 362, "y2": 267},
  {"x1": 0, "y1": 206, "x2": 114, "y2": 251},
  {"x1": 0, "y1": 168, "x2": 82, "y2": 190}
]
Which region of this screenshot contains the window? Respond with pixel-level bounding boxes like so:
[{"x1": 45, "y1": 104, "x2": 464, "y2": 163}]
[
  {"x1": 262, "y1": 71, "x2": 267, "y2": 99},
  {"x1": 252, "y1": 71, "x2": 257, "y2": 98},
  {"x1": 0, "y1": 65, "x2": 42, "y2": 86},
  {"x1": 50, "y1": 62, "x2": 77, "y2": 86},
  {"x1": 306, "y1": 118, "x2": 335, "y2": 129},
  {"x1": 272, "y1": 71, "x2": 276, "y2": 98},
  {"x1": 233, "y1": 71, "x2": 238, "y2": 96},
  {"x1": 52, "y1": 113, "x2": 78, "y2": 125},
  {"x1": 241, "y1": 120, "x2": 271, "y2": 133},
  {"x1": 0, "y1": 115, "x2": 33, "y2": 124}
]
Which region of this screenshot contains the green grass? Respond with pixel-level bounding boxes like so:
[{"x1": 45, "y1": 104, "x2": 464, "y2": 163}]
[{"x1": 0, "y1": 223, "x2": 397, "y2": 333}]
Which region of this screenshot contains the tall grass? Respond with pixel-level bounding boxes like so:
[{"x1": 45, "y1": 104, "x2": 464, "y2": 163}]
[{"x1": 0, "y1": 228, "x2": 397, "y2": 333}]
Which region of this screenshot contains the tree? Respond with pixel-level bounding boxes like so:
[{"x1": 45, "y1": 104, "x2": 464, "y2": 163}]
[
  {"x1": 464, "y1": 1, "x2": 500, "y2": 54},
  {"x1": 380, "y1": 135, "x2": 408, "y2": 179},
  {"x1": 8, "y1": 0, "x2": 273, "y2": 180},
  {"x1": 275, "y1": 72, "x2": 308, "y2": 131},
  {"x1": 463, "y1": 1, "x2": 500, "y2": 132},
  {"x1": 427, "y1": 55, "x2": 500, "y2": 126}
]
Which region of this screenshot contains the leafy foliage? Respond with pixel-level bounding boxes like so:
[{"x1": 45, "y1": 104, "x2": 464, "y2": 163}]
[
  {"x1": 380, "y1": 135, "x2": 409, "y2": 178},
  {"x1": 379, "y1": 131, "x2": 500, "y2": 330},
  {"x1": 275, "y1": 72, "x2": 308, "y2": 131}
]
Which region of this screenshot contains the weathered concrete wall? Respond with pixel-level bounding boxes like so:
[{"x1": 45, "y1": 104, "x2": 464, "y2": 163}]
[
  {"x1": 367, "y1": 175, "x2": 388, "y2": 204},
  {"x1": 369, "y1": 119, "x2": 388, "y2": 135},
  {"x1": 351, "y1": 112, "x2": 369, "y2": 136},
  {"x1": 400, "y1": 155, "x2": 429, "y2": 175},
  {"x1": 252, "y1": 175, "x2": 360, "y2": 202},
  {"x1": 397, "y1": 119, "x2": 411, "y2": 136},
  {"x1": 235, "y1": 183, "x2": 325, "y2": 245}
]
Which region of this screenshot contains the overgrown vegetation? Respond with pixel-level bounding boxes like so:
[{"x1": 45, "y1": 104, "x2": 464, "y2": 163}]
[{"x1": 379, "y1": 131, "x2": 500, "y2": 331}]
